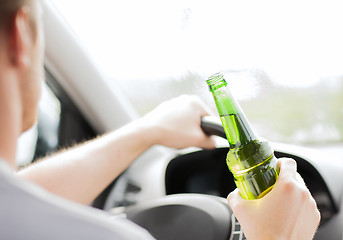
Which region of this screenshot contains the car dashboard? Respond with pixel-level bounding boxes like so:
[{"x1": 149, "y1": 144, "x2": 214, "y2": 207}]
[
  {"x1": 106, "y1": 140, "x2": 343, "y2": 240},
  {"x1": 165, "y1": 147, "x2": 336, "y2": 226}
]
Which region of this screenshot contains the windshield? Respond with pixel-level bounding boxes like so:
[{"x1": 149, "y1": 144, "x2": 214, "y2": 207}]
[{"x1": 51, "y1": 0, "x2": 343, "y2": 146}]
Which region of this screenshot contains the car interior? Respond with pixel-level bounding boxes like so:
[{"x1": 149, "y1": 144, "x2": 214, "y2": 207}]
[{"x1": 15, "y1": 0, "x2": 343, "y2": 239}]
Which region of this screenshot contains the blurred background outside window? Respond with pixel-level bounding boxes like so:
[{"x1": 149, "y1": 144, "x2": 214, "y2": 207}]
[{"x1": 50, "y1": 0, "x2": 343, "y2": 146}]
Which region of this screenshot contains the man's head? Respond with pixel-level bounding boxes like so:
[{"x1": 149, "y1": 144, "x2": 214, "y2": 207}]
[{"x1": 0, "y1": 0, "x2": 44, "y2": 133}]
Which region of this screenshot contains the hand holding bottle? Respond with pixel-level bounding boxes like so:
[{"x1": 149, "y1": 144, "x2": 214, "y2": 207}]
[{"x1": 227, "y1": 158, "x2": 321, "y2": 240}]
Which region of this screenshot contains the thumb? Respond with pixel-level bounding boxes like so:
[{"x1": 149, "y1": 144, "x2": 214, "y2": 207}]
[
  {"x1": 276, "y1": 158, "x2": 297, "y2": 183},
  {"x1": 227, "y1": 188, "x2": 243, "y2": 211}
]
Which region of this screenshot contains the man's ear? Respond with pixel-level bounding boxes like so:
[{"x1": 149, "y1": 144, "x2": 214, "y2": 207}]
[{"x1": 8, "y1": 7, "x2": 32, "y2": 68}]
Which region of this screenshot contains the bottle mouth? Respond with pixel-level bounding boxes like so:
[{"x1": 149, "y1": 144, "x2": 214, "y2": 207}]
[
  {"x1": 206, "y1": 72, "x2": 227, "y2": 91},
  {"x1": 206, "y1": 72, "x2": 224, "y2": 85}
]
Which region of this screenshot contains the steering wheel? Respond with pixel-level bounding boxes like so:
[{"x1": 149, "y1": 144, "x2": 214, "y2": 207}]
[
  {"x1": 123, "y1": 194, "x2": 235, "y2": 240},
  {"x1": 106, "y1": 116, "x2": 342, "y2": 240},
  {"x1": 116, "y1": 116, "x2": 244, "y2": 240}
]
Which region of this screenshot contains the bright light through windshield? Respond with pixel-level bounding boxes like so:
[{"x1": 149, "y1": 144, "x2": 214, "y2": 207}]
[
  {"x1": 51, "y1": 0, "x2": 343, "y2": 145},
  {"x1": 52, "y1": 0, "x2": 343, "y2": 86}
]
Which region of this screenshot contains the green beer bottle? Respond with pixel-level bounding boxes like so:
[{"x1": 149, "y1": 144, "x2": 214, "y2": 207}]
[{"x1": 206, "y1": 73, "x2": 279, "y2": 199}]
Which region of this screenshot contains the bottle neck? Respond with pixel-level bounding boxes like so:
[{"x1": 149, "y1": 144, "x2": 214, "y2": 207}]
[{"x1": 207, "y1": 74, "x2": 257, "y2": 147}]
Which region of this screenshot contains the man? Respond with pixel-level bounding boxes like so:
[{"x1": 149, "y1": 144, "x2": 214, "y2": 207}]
[{"x1": 0, "y1": 0, "x2": 320, "y2": 239}]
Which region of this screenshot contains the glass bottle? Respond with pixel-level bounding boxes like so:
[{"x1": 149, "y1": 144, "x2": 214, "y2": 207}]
[{"x1": 206, "y1": 73, "x2": 279, "y2": 200}]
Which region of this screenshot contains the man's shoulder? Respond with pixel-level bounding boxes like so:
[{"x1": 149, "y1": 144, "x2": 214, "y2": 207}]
[{"x1": 0, "y1": 170, "x2": 154, "y2": 240}]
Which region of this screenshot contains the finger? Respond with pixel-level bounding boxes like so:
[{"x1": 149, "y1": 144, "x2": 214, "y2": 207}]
[
  {"x1": 191, "y1": 95, "x2": 216, "y2": 116},
  {"x1": 227, "y1": 188, "x2": 242, "y2": 208},
  {"x1": 227, "y1": 188, "x2": 240, "y2": 201},
  {"x1": 278, "y1": 158, "x2": 297, "y2": 180},
  {"x1": 198, "y1": 135, "x2": 216, "y2": 149},
  {"x1": 295, "y1": 172, "x2": 306, "y2": 187}
]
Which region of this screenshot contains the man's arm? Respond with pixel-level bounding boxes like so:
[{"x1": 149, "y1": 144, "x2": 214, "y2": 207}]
[{"x1": 17, "y1": 95, "x2": 216, "y2": 205}]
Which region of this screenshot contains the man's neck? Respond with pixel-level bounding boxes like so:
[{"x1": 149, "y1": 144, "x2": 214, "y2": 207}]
[{"x1": 0, "y1": 70, "x2": 23, "y2": 170}]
